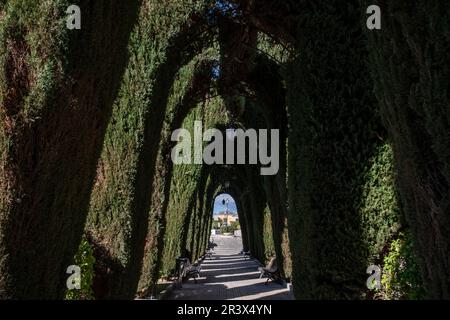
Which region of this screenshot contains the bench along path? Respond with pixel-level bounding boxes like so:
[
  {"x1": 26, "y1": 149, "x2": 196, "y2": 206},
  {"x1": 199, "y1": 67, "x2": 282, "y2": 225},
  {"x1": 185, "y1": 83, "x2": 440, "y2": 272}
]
[{"x1": 170, "y1": 235, "x2": 293, "y2": 300}]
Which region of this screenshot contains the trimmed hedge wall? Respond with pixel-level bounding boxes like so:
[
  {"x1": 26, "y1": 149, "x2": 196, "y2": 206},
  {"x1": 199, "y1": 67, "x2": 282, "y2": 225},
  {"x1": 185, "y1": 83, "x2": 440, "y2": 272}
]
[
  {"x1": 0, "y1": 0, "x2": 141, "y2": 298},
  {"x1": 285, "y1": 2, "x2": 402, "y2": 299},
  {"x1": 84, "y1": 0, "x2": 211, "y2": 298},
  {"x1": 159, "y1": 93, "x2": 228, "y2": 277},
  {"x1": 363, "y1": 0, "x2": 450, "y2": 299},
  {"x1": 136, "y1": 52, "x2": 216, "y2": 296}
]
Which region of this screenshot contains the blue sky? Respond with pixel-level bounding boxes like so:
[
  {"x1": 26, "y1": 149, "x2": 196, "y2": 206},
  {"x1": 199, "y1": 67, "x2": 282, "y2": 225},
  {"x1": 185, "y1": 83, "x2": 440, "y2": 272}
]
[{"x1": 213, "y1": 193, "x2": 237, "y2": 215}]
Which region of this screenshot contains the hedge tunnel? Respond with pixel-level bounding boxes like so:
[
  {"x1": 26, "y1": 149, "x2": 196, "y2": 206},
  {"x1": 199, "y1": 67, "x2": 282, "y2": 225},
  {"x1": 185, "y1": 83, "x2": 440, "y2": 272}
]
[{"x1": 0, "y1": 0, "x2": 449, "y2": 300}]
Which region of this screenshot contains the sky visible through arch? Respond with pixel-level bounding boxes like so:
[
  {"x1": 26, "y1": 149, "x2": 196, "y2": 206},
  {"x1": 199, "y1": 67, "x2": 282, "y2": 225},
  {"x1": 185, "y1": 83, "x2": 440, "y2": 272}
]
[{"x1": 213, "y1": 193, "x2": 237, "y2": 215}]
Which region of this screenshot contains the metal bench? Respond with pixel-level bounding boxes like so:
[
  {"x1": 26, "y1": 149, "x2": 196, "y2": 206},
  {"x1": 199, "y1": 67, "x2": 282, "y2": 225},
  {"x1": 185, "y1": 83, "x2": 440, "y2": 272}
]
[
  {"x1": 258, "y1": 257, "x2": 283, "y2": 285},
  {"x1": 185, "y1": 261, "x2": 201, "y2": 283},
  {"x1": 208, "y1": 240, "x2": 217, "y2": 252},
  {"x1": 175, "y1": 257, "x2": 201, "y2": 288},
  {"x1": 240, "y1": 250, "x2": 251, "y2": 259},
  {"x1": 205, "y1": 248, "x2": 213, "y2": 259}
]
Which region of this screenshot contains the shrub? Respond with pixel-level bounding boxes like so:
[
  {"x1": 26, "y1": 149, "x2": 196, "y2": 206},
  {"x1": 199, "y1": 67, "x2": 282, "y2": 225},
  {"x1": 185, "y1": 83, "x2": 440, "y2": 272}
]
[
  {"x1": 380, "y1": 232, "x2": 425, "y2": 300},
  {"x1": 65, "y1": 236, "x2": 96, "y2": 300}
]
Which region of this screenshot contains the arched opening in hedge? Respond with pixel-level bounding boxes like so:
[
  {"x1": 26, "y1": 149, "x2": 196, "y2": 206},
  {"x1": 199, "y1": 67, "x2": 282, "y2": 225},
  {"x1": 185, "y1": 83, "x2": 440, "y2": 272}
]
[{"x1": 212, "y1": 193, "x2": 240, "y2": 235}]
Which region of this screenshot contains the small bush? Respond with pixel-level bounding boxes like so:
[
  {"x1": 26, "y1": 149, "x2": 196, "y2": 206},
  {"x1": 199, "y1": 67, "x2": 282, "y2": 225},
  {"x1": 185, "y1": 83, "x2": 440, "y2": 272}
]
[
  {"x1": 65, "y1": 236, "x2": 96, "y2": 300},
  {"x1": 220, "y1": 221, "x2": 239, "y2": 234},
  {"x1": 380, "y1": 232, "x2": 425, "y2": 300}
]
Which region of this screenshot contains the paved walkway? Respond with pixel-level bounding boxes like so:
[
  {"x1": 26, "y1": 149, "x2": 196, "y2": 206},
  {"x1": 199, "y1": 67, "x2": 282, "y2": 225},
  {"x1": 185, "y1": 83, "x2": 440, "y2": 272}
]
[{"x1": 170, "y1": 235, "x2": 293, "y2": 300}]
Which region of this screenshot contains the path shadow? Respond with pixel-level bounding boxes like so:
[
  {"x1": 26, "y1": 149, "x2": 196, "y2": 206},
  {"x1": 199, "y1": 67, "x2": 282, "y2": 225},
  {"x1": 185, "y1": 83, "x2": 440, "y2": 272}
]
[{"x1": 171, "y1": 280, "x2": 290, "y2": 300}]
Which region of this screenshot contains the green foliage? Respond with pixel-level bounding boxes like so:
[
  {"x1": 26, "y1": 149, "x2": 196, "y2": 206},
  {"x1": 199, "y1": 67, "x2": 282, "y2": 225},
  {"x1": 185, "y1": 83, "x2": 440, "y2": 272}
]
[
  {"x1": 263, "y1": 204, "x2": 275, "y2": 260},
  {"x1": 359, "y1": 143, "x2": 401, "y2": 261},
  {"x1": 0, "y1": 0, "x2": 69, "y2": 121},
  {"x1": 65, "y1": 236, "x2": 96, "y2": 300},
  {"x1": 257, "y1": 32, "x2": 290, "y2": 65},
  {"x1": 160, "y1": 93, "x2": 228, "y2": 277},
  {"x1": 84, "y1": 0, "x2": 213, "y2": 297},
  {"x1": 230, "y1": 221, "x2": 240, "y2": 231},
  {"x1": 380, "y1": 233, "x2": 425, "y2": 300},
  {"x1": 220, "y1": 221, "x2": 240, "y2": 234},
  {"x1": 3, "y1": 0, "x2": 447, "y2": 301},
  {"x1": 285, "y1": 2, "x2": 402, "y2": 299},
  {"x1": 363, "y1": 0, "x2": 450, "y2": 298},
  {"x1": 212, "y1": 218, "x2": 221, "y2": 229}
]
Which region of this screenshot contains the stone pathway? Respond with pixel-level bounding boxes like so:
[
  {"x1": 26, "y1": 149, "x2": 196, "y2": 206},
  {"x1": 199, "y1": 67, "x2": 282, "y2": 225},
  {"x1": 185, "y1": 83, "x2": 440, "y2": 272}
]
[{"x1": 170, "y1": 235, "x2": 293, "y2": 300}]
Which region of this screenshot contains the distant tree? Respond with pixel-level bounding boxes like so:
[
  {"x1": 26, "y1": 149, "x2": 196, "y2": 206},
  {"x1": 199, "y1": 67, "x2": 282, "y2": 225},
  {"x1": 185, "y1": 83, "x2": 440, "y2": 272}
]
[
  {"x1": 220, "y1": 221, "x2": 240, "y2": 234},
  {"x1": 230, "y1": 221, "x2": 240, "y2": 231},
  {"x1": 212, "y1": 220, "x2": 220, "y2": 229}
]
